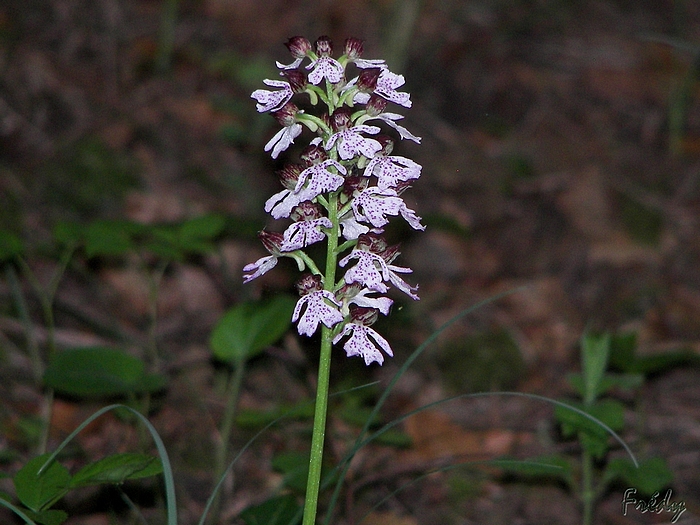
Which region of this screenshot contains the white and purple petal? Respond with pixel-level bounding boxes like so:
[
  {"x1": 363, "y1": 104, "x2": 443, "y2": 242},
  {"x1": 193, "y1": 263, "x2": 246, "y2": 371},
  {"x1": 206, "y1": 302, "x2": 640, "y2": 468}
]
[
  {"x1": 280, "y1": 217, "x2": 332, "y2": 251},
  {"x1": 333, "y1": 323, "x2": 393, "y2": 366},
  {"x1": 295, "y1": 160, "x2": 346, "y2": 197},
  {"x1": 339, "y1": 250, "x2": 389, "y2": 293},
  {"x1": 348, "y1": 288, "x2": 393, "y2": 315},
  {"x1": 307, "y1": 56, "x2": 344, "y2": 85},
  {"x1": 292, "y1": 290, "x2": 343, "y2": 336},
  {"x1": 265, "y1": 123, "x2": 303, "y2": 159},
  {"x1": 242, "y1": 255, "x2": 278, "y2": 283},
  {"x1": 367, "y1": 112, "x2": 421, "y2": 143},
  {"x1": 251, "y1": 79, "x2": 294, "y2": 113},
  {"x1": 352, "y1": 187, "x2": 425, "y2": 231},
  {"x1": 364, "y1": 155, "x2": 422, "y2": 190},
  {"x1": 375, "y1": 70, "x2": 412, "y2": 108}
]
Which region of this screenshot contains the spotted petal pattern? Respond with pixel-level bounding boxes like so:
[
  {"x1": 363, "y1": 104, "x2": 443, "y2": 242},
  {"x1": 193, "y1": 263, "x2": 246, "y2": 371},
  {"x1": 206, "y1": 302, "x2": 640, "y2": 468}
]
[
  {"x1": 333, "y1": 323, "x2": 393, "y2": 366},
  {"x1": 292, "y1": 290, "x2": 343, "y2": 337}
]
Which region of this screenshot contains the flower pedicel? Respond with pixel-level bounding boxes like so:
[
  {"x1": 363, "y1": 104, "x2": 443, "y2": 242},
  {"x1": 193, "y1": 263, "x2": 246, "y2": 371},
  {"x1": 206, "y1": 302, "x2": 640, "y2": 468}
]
[{"x1": 245, "y1": 36, "x2": 424, "y2": 366}]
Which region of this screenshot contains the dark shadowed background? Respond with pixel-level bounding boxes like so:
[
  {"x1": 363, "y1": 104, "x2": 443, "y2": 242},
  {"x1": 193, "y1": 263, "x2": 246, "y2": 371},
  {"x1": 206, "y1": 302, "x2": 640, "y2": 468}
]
[{"x1": 1, "y1": 1, "x2": 700, "y2": 523}]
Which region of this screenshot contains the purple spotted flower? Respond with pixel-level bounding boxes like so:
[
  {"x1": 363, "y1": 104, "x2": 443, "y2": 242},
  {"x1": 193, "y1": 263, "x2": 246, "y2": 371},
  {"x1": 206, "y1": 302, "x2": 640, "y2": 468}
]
[
  {"x1": 265, "y1": 103, "x2": 303, "y2": 159},
  {"x1": 333, "y1": 307, "x2": 393, "y2": 366},
  {"x1": 245, "y1": 36, "x2": 424, "y2": 365},
  {"x1": 292, "y1": 274, "x2": 343, "y2": 337},
  {"x1": 280, "y1": 202, "x2": 333, "y2": 251},
  {"x1": 306, "y1": 36, "x2": 344, "y2": 85},
  {"x1": 351, "y1": 186, "x2": 425, "y2": 231},
  {"x1": 252, "y1": 71, "x2": 307, "y2": 113}
]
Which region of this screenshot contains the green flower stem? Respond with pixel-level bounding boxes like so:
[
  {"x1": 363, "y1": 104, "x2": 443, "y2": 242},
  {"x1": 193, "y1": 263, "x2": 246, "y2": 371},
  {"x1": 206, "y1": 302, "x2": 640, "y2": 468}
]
[
  {"x1": 302, "y1": 191, "x2": 340, "y2": 525},
  {"x1": 209, "y1": 359, "x2": 247, "y2": 525},
  {"x1": 581, "y1": 447, "x2": 594, "y2": 525}
]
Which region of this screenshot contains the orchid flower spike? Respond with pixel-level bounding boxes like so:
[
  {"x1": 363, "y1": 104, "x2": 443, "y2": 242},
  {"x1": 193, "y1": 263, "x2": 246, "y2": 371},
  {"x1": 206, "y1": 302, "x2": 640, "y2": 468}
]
[{"x1": 244, "y1": 36, "x2": 423, "y2": 366}]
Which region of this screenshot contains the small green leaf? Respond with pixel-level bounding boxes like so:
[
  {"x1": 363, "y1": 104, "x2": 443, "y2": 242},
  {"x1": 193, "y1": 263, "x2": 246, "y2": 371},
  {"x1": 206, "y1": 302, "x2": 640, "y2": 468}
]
[
  {"x1": 239, "y1": 494, "x2": 301, "y2": 525},
  {"x1": 71, "y1": 453, "x2": 162, "y2": 487},
  {"x1": 555, "y1": 399, "x2": 625, "y2": 458},
  {"x1": 568, "y1": 372, "x2": 644, "y2": 398},
  {"x1": 0, "y1": 231, "x2": 24, "y2": 261},
  {"x1": 25, "y1": 509, "x2": 68, "y2": 525},
  {"x1": 43, "y1": 347, "x2": 167, "y2": 398},
  {"x1": 178, "y1": 214, "x2": 225, "y2": 242},
  {"x1": 608, "y1": 332, "x2": 638, "y2": 372},
  {"x1": 581, "y1": 332, "x2": 611, "y2": 405},
  {"x1": 210, "y1": 296, "x2": 296, "y2": 364},
  {"x1": 14, "y1": 454, "x2": 71, "y2": 512},
  {"x1": 605, "y1": 457, "x2": 674, "y2": 495},
  {"x1": 85, "y1": 220, "x2": 137, "y2": 258},
  {"x1": 269, "y1": 451, "x2": 336, "y2": 494},
  {"x1": 234, "y1": 402, "x2": 314, "y2": 429},
  {"x1": 494, "y1": 455, "x2": 574, "y2": 487},
  {"x1": 52, "y1": 222, "x2": 83, "y2": 248},
  {"x1": 271, "y1": 452, "x2": 310, "y2": 493}
]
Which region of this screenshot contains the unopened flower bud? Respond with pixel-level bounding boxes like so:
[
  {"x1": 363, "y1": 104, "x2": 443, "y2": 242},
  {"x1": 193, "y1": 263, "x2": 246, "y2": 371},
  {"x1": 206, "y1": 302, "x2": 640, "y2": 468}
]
[
  {"x1": 290, "y1": 201, "x2": 324, "y2": 221},
  {"x1": 277, "y1": 163, "x2": 303, "y2": 190},
  {"x1": 374, "y1": 135, "x2": 395, "y2": 155},
  {"x1": 350, "y1": 306, "x2": 379, "y2": 326},
  {"x1": 344, "y1": 38, "x2": 364, "y2": 60},
  {"x1": 341, "y1": 175, "x2": 369, "y2": 197},
  {"x1": 300, "y1": 144, "x2": 328, "y2": 166},
  {"x1": 258, "y1": 230, "x2": 285, "y2": 254},
  {"x1": 336, "y1": 282, "x2": 362, "y2": 301},
  {"x1": 314, "y1": 35, "x2": 333, "y2": 56},
  {"x1": 330, "y1": 107, "x2": 352, "y2": 132},
  {"x1": 365, "y1": 94, "x2": 388, "y2": 117},
  {"x1": 282, "y1": 70, "x2": 308, "y2": 92},
  {"x1": 296, "y1": 273, "x2": 323, "y2": 296},
  {"x1": 356, "y1": 233, "x2": 388, "y2": 253},
  {"x1": 357, "y1": 68, "x2": 381, "y2": 91},
  {"x1": 272, "y1": 102, "x2": 300, "y2": 127},
  {"x1": 285, "y1": 36, "x2": 312, "y2": 58}
]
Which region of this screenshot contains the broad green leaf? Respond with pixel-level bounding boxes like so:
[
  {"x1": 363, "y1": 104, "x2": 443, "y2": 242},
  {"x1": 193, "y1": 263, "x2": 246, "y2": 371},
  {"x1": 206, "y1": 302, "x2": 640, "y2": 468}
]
[
  {"x1": 604, "y1": 457, "x2": 673, "y2": 495},
  {"x1": 178, "y1": 214, "x2": 225, "y2": 242},
  {"x1": 608, "y1": 331, "x2": 699, "y2": 374},
  {"x1": 71, "y1": 453, "x2": 162, "y2": 487},
  {"x1": 43, "y1": 346, "x2": 167, "y2": 398},
  {"x1": 271, "y1": 452, "x2": 337, "y2": 494},
  {"x1": 85, "y1": 220, "x2": 137, "y2": 257},
  {"x1": 628, "y1": 350, "x2": 700, "y2": 375},
  {"x1": 556, "y1": 399, "x2": 625, "y2": 458},
  {"x1": 239, "y1": 494, "x2": 300, "y2": 525},
  {"x1": 493, "y1": 455, "x2": 574, "y2": 487},
  {"x1": 235, "y1": 402, "x2": 314, "y2": 429},
  {"x1": 568, "y1": 372, "x2": 644, "y2": 398},
  {"x1": 13, "y1": 454, "x2": 71, "y2": 512},
  {"x1": 271, "y1": 451, "x2": 310, "y2": 493},
  {"x1": 52, "y1": 221, "x2": 83, "y2": 248},
  {"x1": 608, "y1": 331, "x2": 638, "y2": 372},
  {"x1": 0, "y1": 231, "x2": 23, "y2": 261},
  {"x1": 144, "y1": 225, "x2": 184, "y2": 261},
  {"x1": 25, "y1": 509, "x2": 68, "y2": 525},
  {"x1": 210, "y1": 296, "x2": 296, "y2": 364},
  {"x1": 580, "y1": 332, "x2": 611, "y2": 405}
]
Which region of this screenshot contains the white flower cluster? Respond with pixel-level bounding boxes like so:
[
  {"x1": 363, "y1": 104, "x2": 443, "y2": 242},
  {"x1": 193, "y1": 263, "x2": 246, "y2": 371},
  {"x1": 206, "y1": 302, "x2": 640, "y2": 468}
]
[{"x1": 244, "y1": 36, "x2": 424, "y2": 366}]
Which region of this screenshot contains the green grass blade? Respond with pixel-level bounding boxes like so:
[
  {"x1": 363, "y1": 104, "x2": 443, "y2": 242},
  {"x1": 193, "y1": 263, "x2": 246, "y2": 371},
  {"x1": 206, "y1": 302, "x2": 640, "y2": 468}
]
[
  {"x1": 358, "y1": 459, "x2": 564, "y2": 524},
  {"x1": 324, "y1": 286, "x2": 528, "y2": 525},
  {"x1": 37, "y1": 404, "x2": 177, "y2": 525},
  {"x1": 0, "y1": 497, "x2": 39, "y2": 525}
]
